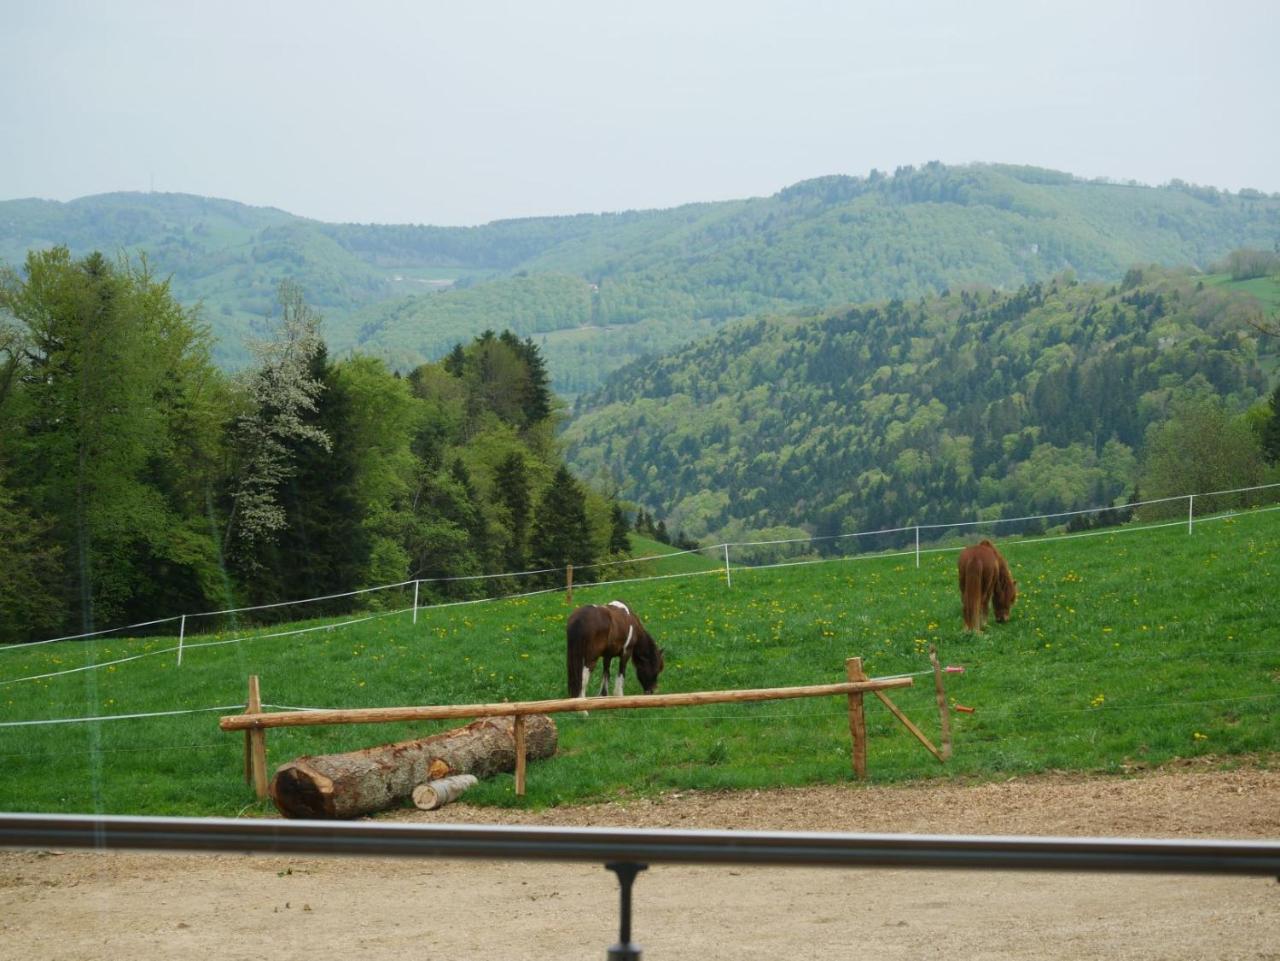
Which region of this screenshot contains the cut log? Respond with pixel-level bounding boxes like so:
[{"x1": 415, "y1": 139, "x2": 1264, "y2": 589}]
[
  {"x1": 412, "y1": 774, "x2": 479, "y2": 810},
  {"x1": 269, "y1": 715, "x2": 557, "y2": 819}
]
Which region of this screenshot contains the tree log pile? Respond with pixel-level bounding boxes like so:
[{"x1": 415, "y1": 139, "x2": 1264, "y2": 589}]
[{"x1": 269, "y1": 715, "x2": 557, "y2": 819}]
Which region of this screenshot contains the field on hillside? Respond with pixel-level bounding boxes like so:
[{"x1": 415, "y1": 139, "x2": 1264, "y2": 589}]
[
  {"x1": 1, "y1": 509, "x2": 1276, "y2": 816},
  {"x1": 1204, "y1": 272, "x2": 1280, "y2": 312}
]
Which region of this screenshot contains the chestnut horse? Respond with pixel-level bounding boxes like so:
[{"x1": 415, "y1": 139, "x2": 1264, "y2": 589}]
[
  {"x1": 957, "y1": 540, "x2": 1017, "y2": 631},
  {"x1": 566, "y1": 600, "x2": 664, "y2": 698}
]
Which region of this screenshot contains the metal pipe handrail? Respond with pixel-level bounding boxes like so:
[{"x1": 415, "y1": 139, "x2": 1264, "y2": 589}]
[{"x1": 3, "y1": 814, "x2": 1278, "y2": 877}]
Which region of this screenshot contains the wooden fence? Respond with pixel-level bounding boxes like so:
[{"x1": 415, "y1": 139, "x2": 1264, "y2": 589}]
[{"x1": 221, "y1": 656, "x2": 951, "y2": 799}]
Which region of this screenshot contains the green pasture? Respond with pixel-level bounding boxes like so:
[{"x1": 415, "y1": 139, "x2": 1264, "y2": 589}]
[
  {"x1": 1, "y1": 509, "x2": 1277, "y2": 817},
  {"x1": 1202, "y1": 272, "x2": 1280, "y2": 311}
]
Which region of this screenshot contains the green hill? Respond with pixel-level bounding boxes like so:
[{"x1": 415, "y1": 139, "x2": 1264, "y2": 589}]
[
  {"x1": 564, "y1": 268, "x2": 1280, "y2": 543},
  {"x1": 1, "y1": 506, "x2": 1276, "y2": 814},
  {"x1": 4, "y1": 164, "x2": 1278, "y2": 385}
]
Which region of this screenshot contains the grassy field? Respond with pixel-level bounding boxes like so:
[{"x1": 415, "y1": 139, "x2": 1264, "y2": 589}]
[
  {"x1": 1, "y1": 509, "x2": 1276, "y2": 817},
  {"x1": 1203, "y1": 272, "x2": 1280, "y2": 311}
]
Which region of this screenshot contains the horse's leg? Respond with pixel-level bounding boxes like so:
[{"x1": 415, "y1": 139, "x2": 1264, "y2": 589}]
[
  {"x1": 614, "y1": 654, "x2": 629, "y2": 697},
  {"x1": 598, "y1": 654, "x2": 612, "y2": 696},
  {"x1": 980, "y1": 567, "x2": 995, "y2": 631},
  {"x1": 581, "y1": 663, "x2": 593, "y2": 699}
]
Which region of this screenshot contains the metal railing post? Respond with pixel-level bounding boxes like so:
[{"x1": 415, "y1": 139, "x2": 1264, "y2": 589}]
[{"x1": 605, "y1": 861, "x2": 648, "y2": 960}]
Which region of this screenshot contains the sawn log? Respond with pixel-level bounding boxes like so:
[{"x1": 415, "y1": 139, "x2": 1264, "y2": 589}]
[{"x1": 269, "y1": 715, "x2": 557, "y2": 819}]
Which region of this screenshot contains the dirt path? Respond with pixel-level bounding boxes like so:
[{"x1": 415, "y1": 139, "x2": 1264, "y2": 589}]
[{"x1": 3, "y1": 762, "x2": 1278, "y2": 961}]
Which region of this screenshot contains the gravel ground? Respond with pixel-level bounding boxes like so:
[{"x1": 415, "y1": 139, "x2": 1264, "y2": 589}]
[{"x1": 3, "y1": 759, "x2": 1277, "y2": 961}]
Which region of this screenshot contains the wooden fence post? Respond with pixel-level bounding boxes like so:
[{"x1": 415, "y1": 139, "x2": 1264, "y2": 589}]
[
  {"x1": 243, "y1": 676, "x2": 269, "y2": 800},
  {"x1": 566, "y1": 564, "x2": 574, "y2": 605},
  {"x1": 930, "y1": 646, "x2": 952, "y2": 761},
  {"x1": 513, "y1": 714, "x2": 527, "y2": 796},
  {"x1": 845, "y1": 657, "x2": 868, "y2": 779}
]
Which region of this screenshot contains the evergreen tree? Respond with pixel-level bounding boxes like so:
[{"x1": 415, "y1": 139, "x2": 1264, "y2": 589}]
[
  {"x1": 500, "y1": 331, "x2": 553, "y2": 425},
  {"x1": 608, "y1": 502, "x2": 631, "y2": 555},
  {"x1": 442, "y1": 343, "x2": 466, "y2": 377},
  {"x1": 530, "y1": 465, "x2": 594, "y2": 583},
  {"x1": 493, "y1": 452, "x2": 531, "y2": 570},
  {"x1": 267, "y1": 343, "x2": 368, "y2": 613}
]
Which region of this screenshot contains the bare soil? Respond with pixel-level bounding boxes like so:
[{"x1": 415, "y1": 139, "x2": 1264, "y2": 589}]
[{"x1": 3, "y1": 759, "x2": 1278, "y2": 961}]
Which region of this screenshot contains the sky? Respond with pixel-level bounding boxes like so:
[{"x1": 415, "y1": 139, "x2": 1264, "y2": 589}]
[{"x1": 3, "y1": 0, "x2": 1278, "y2": 226}]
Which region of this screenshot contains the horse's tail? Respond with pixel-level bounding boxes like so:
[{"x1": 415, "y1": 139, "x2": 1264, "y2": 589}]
[{"x1": 566, "y1": 612, "x2": 585, "y2": 698}]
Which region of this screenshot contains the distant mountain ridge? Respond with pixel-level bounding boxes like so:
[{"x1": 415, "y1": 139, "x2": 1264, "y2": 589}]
[{"x1": 2, "y1": 163, "x2": 1278, "y2": 384}]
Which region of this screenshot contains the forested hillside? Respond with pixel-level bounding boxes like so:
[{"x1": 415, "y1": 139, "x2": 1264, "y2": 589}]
[
  {"x1": 564, "y1": 268, "x2": 1280, "y2": 545},
  {"x1": 4, "y1": 164, "x2": 1279, "y2": 389},
  {"x1": 0, "y1": 249, "x2": 631, "y2": 644}
]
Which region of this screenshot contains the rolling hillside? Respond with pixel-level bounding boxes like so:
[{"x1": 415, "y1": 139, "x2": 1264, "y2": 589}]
[
  {"x1": 564, "y1": 268, "x2": 1280, "y2": 543},
  {"x1": 4, "y1": 163, "x2": 1279, "y2": 384}
]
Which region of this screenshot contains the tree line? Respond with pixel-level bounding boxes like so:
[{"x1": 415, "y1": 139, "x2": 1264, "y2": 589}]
[{"x1": 0, "y1": 248, "x2": 633, "y2": 644}]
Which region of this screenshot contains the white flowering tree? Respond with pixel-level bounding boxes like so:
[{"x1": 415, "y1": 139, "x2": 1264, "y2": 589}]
[{"x1": 224, "y1": 281, "x2": 332, "y2": 572}]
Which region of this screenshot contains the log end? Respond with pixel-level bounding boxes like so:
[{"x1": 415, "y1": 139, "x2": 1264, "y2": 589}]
[{"x1": 270, "y1": 761, "x2": 336, "y2": 819}]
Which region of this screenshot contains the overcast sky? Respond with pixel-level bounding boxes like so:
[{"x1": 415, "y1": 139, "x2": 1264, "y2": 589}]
[{"x1": 3, "y1": 0, "x2": 1277, "y2": 226}]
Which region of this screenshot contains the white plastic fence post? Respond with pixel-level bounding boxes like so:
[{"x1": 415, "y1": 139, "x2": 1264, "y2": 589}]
[
  {"x1": 724, "y1": 544, "x2": 732, "y2": 588},
  {"x1": 412, "y1": 580, "x2": 420, "y2": 624},
  {"x1": 177, "y1": 614, "x2": 186, "y2": 666},
  {"x1": 915, "y1": 526, "x2": 920, "y2": 568},
  {"x1": 1188, "y1": 494, "x2": 1194, "y2": 535}
]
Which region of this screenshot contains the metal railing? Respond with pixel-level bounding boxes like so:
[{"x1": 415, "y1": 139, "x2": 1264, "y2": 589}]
[
  {"x1": 4, "y1": 813, "x2": 1278, "y2": 874},
  {"x1": 3, "y1": 814, "x2": 1277, "y2": 958}
]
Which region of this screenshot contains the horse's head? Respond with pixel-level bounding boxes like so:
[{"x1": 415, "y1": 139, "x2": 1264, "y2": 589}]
[
  {"x1": 633, "y1": 632, "x2": 665, "y2": 694},
  {"x1": 994, "y1": 571, "x2": 1018, "y2": 623}
]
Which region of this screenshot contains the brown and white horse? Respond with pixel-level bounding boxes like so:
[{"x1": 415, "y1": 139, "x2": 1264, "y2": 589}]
[
  {"x1": 957, "y1": 539, "x2": 1017, "y2": 631},
  {"x1": 566, "y1": 600, "x2": 664, "y2": 698}
]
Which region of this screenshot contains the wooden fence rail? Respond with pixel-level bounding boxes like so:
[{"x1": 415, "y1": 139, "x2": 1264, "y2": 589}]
[{"x1": 221, "y1": 658, "x2": 935, "y2": 798}]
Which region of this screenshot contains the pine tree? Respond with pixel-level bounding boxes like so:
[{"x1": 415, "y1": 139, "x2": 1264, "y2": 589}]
[
  {"x1": 608, "y1": 502, "x2": 631, "y2": 555},
  {"x1": 530, "y1": 466, "x2": 594, "y2": 583},
  {"x1": 267, "y1": 343, "x2": 368, "y2": 613},
  {"x1": 493, "y1": 452, "x2": 531, "y2": 570},
  {"x1": 443, "y1": 343, "x2": 466, "y2": 377}
]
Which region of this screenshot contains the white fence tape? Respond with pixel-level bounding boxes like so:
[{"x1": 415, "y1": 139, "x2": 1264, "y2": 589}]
[{"x1": 3, "y1": 482, "x2": 1277, "y2": 654}]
